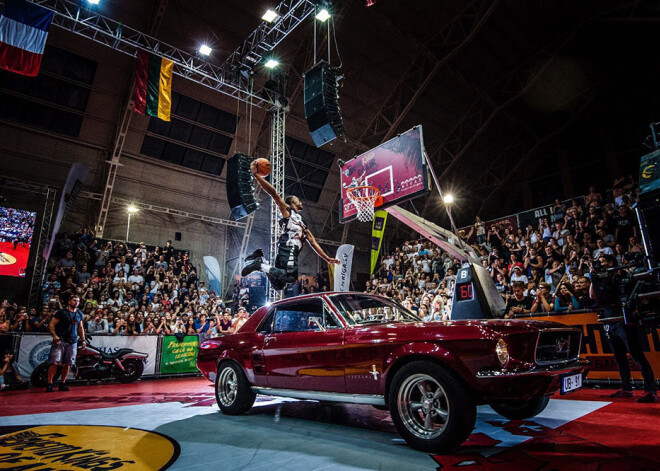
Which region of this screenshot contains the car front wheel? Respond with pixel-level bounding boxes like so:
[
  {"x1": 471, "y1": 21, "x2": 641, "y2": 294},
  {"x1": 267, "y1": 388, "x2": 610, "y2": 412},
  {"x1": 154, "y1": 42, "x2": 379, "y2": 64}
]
[
  {"x1": 389, "y1": 361, "x2": 476, "y2": 452},
  {"x1": 489, "y1": 396, "x2": 550, "y2": 420},
  {"x1": 215, "y1": 361, "x2": 255, "y2": 415}
]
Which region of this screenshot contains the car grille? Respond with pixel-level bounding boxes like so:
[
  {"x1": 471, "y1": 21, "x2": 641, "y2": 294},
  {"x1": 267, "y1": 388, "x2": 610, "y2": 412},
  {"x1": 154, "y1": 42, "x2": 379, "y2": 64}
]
[{"x1": 535, "y1": 329, "x2": 581, "y2": 366}]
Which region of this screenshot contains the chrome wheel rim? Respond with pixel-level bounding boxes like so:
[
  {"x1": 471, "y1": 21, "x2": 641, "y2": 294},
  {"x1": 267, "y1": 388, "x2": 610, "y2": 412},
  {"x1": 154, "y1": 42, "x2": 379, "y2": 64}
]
[
  {"x1": 397, "y1": 373, "x2": 449, "y2": 439},
  {"x1": 217, "y1": 367, "x2": 238, "y2": 407}
]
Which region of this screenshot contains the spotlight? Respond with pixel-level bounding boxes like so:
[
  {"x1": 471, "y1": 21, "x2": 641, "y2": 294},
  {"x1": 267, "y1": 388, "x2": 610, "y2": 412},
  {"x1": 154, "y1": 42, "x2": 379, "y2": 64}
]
[
  {"x1": 442, "y1": 194, "x2": 454, "y2": 204},
  {"x1": 262, "y1": 9, "x2": 279, "y2": 23},
  {"x1": 198, "y1": 44, "x2": 212, "y2": 56},
  {"x1": 264, "y1": 58, "x2": 279, "y2": 68},
  {"x1": 127, "y1": 205, "x2": 139, "y2": 214},
  {"x1": 315, "y1": 8, "x2": 330, "y2": 22},
  {"x1": 87, "y1": 0, "x2": 100, "y2": 4}
]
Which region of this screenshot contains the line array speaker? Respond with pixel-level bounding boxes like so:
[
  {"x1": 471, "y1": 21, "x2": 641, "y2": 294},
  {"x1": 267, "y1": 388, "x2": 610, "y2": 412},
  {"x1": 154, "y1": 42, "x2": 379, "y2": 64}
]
[
  {"x1": 226, "y1": 153, "x2": 258, "y2": 220},
  {"x1": 303, "y1": 60, "x2": 345, "y2": 147}
]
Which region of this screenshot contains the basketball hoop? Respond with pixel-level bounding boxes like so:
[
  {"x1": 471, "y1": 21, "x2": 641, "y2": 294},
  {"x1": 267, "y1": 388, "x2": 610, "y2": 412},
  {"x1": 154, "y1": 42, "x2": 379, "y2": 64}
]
[{"x1": 346, "y1": 186, "x2": 382, "y2": 222}]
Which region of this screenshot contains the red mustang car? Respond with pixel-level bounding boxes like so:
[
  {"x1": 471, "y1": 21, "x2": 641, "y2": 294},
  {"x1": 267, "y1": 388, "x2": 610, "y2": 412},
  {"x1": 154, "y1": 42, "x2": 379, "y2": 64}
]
[{"x1": 197, "y1": 292, "x2": 586, "y2": 452}]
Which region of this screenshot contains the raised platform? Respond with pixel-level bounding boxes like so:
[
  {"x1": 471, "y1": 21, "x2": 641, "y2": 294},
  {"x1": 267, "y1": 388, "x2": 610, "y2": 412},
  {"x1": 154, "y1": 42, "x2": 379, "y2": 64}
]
[{"x1": 1, "y1": 378, "x2": 658, "y2": 470}]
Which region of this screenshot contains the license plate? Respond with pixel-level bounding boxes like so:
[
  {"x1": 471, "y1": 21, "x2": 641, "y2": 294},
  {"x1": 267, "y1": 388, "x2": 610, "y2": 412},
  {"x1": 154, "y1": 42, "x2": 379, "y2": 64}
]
[{"x1": 560, "y1": 373, "x2": 582, "y2": 394}]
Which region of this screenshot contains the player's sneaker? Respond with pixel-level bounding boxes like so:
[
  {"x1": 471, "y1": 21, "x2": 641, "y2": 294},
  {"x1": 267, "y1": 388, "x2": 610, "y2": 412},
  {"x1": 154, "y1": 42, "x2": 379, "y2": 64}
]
[
  {"x1": 609, "y1": 389, "x2": 633, "y2": 398},
  {"x1": 244, "y1": 249, "x2": 264, "y2": 263},
  {"x1": 241, "y1": 258, "x2": 263, "y2": 277},
  {"x1": 637, "y1": 392, "x2": 658, "y2": 403}
]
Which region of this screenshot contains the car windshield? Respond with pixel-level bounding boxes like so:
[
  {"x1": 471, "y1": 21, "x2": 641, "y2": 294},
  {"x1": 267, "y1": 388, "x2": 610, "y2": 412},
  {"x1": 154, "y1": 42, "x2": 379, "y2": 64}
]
[{"x1": 329, "y1": 294, "x2": 421, "y2": 325}]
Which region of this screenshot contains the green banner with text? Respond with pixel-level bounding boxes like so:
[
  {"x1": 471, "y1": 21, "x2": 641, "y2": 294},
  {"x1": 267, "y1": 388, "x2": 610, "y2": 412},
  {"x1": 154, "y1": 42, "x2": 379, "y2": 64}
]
[{"x1": 159, "y1": 335, "x2": 199, "y2": 374}]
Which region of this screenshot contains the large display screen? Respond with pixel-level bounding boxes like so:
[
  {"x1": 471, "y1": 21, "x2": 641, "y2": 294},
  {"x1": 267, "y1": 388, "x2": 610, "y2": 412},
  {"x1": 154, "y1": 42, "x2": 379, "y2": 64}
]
[{"x1": 0, "y1": 206, "x2": 36, "y2": 277}]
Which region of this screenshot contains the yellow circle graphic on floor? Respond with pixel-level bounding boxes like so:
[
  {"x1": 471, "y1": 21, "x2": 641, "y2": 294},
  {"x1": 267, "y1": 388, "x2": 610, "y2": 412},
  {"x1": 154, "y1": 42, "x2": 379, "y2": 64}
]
[
  {"x1": 0, "y1": 253, "x2": 16, "y2": 265},
  {"x1": 0, "y1": 425, "x2": 179, "y2": 470}
]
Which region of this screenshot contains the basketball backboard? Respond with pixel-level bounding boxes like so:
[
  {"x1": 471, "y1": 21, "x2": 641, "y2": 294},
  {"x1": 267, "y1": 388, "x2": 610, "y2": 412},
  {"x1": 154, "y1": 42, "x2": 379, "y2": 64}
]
[{"x1": 339, "y1": 125, "x2": 430, "y2": 223}]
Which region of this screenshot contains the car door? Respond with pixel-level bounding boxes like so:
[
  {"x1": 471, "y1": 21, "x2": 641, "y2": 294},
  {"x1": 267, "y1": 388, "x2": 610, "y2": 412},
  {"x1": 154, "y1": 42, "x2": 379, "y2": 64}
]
[{"x1": 263, "y1": 298, "x2": 345, "y2": 392}]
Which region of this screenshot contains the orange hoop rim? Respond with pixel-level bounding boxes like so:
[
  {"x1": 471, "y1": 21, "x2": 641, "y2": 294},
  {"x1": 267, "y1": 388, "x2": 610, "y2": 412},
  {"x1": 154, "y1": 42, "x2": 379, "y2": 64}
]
[{"x1": 346, "y1": 185, "x2": 384, "y2": 207}]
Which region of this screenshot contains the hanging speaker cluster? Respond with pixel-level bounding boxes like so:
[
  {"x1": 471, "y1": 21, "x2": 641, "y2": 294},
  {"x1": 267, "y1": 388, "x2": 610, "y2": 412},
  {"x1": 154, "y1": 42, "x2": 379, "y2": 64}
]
[
  {"x1": 303, "y1": 60, "x2": 345, "y2": 147},
  {"x1": 226, "y1": 153, "x2": 259, "y2": 220}
]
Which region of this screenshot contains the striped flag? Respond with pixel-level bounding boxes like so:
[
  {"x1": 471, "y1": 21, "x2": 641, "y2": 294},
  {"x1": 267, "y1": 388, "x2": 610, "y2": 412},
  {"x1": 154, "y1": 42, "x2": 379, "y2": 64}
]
[
  {"x1": 133, "y1": 50, "x2": 173, "y2": 121},
  {"x1": 0, "y1": 0, "x2": 54, "y2": 77}
]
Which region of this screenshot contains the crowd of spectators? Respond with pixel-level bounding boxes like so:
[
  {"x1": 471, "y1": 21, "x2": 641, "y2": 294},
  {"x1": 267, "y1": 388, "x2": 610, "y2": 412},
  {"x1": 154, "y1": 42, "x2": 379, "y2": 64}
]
[
  {"x1": 0, "y1": 230, "x2": 250, "y2": 337},
  {"x1": 365, "y1": 176, "x2": 642, "y2": 319},
  {"x1": 0, "y1": 207, "x2": 35, "y2": 248}
]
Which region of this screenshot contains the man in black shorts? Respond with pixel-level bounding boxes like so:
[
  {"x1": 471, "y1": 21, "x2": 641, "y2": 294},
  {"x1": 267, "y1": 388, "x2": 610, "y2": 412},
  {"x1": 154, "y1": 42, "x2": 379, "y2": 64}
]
[
  {"x1": 46, "y1": 294, "x2": 86, "y2": 392},
  {"x1": 242, "y1": 160, "x2": 340, "y2": 290}
]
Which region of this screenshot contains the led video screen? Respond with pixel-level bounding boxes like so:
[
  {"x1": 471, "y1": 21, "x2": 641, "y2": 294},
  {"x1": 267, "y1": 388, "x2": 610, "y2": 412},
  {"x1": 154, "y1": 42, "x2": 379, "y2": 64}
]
[{"x1": 0, "y1": 206, "x2": 36, "y2": 277}]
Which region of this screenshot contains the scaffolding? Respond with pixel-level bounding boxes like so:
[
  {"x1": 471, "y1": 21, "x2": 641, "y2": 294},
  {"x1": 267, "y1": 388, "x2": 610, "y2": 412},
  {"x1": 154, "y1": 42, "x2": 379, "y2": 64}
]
[{"x1": 268, "y1": 102, "x2": 288, "y2": 302}]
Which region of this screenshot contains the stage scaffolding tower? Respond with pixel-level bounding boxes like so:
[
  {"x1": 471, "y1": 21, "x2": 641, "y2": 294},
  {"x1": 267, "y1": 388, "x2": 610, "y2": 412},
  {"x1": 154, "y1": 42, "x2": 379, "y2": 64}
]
[{"x1": 268, "y1": 100, "x2": 288, "y2": 302}]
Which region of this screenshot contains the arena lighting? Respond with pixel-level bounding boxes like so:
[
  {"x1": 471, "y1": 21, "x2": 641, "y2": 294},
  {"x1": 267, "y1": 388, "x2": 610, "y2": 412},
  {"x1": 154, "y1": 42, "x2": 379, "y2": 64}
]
[
  {"x1": 315, "y1": 8, "x2": 330, "y2": 22},
  {"x1": 264, "y1": 58, "x2": 279, "y2": 68},
  {"x1": 87, "y1": 0, "x2": 100, "y2": 4},
  {"x1": 198, "y1": 44, "x2": 212, "y2": 56},
  {"x1": 126, "y1": 205, "x2": 139, "y2": 242},
  {"x1": 442, "y1": 194, "x2": 454, "y2": 204},
  {"x1": 262, "y1": 9, "x2": 279, "y2": 23}
]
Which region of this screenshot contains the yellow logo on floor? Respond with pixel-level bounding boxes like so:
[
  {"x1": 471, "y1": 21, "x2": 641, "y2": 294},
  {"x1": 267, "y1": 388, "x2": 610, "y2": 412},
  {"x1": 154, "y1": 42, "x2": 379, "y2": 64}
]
[
  {"x1": 0, "y1": 425, "x2": 179, "y2": 470},
  {"x1": 0, "y1": 253, "x2": 16, "y2": 266}
]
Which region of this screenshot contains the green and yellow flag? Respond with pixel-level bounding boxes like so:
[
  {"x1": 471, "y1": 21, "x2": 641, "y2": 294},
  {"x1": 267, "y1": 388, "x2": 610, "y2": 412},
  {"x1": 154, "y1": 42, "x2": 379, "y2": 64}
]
[
  {"x1": 370, "y1": 210, "x2": 388, "y2": 273},
  {"x1": 133, "y1": 50, "x2": 173, "y2": 121}
]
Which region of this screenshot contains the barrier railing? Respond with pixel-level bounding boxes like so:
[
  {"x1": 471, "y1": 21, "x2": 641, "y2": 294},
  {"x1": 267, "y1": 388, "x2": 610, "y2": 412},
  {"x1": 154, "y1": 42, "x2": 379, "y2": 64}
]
[{"x1": 1, "y1": 332, "x2": 209, "y2": 381}]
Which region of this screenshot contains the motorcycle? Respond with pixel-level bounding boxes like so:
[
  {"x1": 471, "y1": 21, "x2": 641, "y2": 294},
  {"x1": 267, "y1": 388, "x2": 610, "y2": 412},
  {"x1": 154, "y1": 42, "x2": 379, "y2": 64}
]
[{"x1": 30, "y1": 336, "x2": 148, "y2": 386}]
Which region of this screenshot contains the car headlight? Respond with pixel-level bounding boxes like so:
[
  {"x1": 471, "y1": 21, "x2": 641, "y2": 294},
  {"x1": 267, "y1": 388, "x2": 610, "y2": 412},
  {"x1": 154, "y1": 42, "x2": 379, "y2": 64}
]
[{"x1": 495, "y1": 339, "x2": 509, "y2": 366}]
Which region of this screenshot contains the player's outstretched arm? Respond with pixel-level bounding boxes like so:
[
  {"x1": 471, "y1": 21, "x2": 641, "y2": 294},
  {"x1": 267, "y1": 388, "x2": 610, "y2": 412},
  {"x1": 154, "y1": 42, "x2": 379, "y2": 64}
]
[
  {"x1": 250, "y1": 161, "x2": 290, "y2": 218},
  {"x1": 304, "y1": 229, "x2": 340, "y2": 265}
]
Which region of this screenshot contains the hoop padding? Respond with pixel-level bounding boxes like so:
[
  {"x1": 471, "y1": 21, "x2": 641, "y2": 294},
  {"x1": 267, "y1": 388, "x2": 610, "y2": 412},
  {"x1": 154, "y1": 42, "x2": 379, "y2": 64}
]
[{"x1": 346, "y1": 186, "x2": 380, "y2": 222}]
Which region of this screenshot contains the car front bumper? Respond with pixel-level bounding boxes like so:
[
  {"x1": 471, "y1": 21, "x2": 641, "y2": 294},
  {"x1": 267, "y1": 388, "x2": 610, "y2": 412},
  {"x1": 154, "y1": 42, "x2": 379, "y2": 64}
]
[{"x1": 475, "y1": 359, "x2": 589, "y2": 402}]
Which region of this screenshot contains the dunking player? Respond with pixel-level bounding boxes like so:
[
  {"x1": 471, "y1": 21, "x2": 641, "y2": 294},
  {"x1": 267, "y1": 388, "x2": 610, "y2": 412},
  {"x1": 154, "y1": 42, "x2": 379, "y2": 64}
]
[{"x1": 242, "y1": 161, "x2": 341, "y2": 290}]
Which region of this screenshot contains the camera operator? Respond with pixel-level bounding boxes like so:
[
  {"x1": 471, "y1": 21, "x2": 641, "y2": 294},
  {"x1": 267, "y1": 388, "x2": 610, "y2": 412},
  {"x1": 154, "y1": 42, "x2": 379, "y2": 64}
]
[{"x1": 590, "y1": 254, "x2": 657, "y2": 403}]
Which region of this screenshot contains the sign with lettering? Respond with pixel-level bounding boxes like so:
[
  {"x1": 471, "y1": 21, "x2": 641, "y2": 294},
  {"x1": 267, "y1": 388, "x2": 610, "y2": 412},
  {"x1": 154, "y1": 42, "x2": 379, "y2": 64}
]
[
  {"x1": 0, "y1": 425, "x2": 179, "y2": 470},
  {"x1": 159, "y1": 335, "x2": 199, "y2": 374}
]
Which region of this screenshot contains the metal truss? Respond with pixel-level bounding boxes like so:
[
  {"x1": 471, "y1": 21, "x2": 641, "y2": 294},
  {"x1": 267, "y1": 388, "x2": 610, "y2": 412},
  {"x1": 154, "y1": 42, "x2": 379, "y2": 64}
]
[
  {"x1": 357, "y1": 0, "x2": 499, "y2": 148},
  {"x1": 81, "y1": 191, "x2": 246, "y2": 228},
  {"x1": 25, "y1": 0, "x2": 316, "y2": 104},
  {"x1": 268, "y1": 104, "x2": 287, "y2": 302},
  {"x1": 95, "y1": 0, "x2": 169, "y2": 238}
]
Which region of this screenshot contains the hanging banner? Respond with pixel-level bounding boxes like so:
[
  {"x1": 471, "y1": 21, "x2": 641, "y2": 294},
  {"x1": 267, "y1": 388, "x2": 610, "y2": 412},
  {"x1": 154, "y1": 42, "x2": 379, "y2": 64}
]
[
  {"x1": 370, "y1": 210, "x2": 388, "y2": 274},
  {"x1": 159, "y1": 335, "x2": 199, "y2": 374},
  {"x1": 43, "y1": 162, "x2": 89, "y2": 260},
  {"x1": 203, "y1": 255, "x2": 222, "y2": 295},
  {"x1": 334, "y1": 244, "x2": 355, "y2": 292}
]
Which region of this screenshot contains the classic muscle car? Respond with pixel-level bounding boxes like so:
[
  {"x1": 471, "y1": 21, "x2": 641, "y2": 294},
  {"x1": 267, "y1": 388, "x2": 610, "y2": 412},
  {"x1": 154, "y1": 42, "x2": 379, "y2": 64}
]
[{"x1": 197, "y1": 293, "x2": 587, "y2": 451}]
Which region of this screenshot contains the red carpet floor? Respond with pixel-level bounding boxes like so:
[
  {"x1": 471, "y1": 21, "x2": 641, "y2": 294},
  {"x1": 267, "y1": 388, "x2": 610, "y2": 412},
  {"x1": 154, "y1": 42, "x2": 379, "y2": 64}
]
[
  {"x1": 0, "y1": 241, "x2": 30, "y2": 276},
  {"x1": 1, "y1": 378, "x2": 659, "y2": 470}
]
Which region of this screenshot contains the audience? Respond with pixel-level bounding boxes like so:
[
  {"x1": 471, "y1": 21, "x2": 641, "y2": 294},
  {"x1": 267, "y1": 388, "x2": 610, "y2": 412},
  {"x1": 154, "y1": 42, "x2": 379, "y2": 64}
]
[{"x1": 365, "y1": 177, "x2": 641, "y2": 319}]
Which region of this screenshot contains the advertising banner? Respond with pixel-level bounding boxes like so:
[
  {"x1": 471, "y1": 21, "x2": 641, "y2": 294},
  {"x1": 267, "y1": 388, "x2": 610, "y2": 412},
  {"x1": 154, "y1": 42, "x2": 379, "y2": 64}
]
[
  {"x1": 639, "y1": 148, "x2": 660, "y2": 195},
  {"x1": 43, "y1": 162, "x2": 89, "y2": 260},
  {"x1": 91, "y1": 335, "x2": 157, "y2": 375},
  {"x1": 521, "y1": 311, "x2": 660, "y2": 381},
  {"x1": 16, "y1": 334, "x2": 52, "y2": 378},
  {"x1": 371, "y1": 210, "x2": 388, "y2": 273},
  {"x1": 334, "y1": 244, "x2": 355, "y2": 292},
  {"x1": 159, "y1": 335, "x2": 199, "y2": 374}
]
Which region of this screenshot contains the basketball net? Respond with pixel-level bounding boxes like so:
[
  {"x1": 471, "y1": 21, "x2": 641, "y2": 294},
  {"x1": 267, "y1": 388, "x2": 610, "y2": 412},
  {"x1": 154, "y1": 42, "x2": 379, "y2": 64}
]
[{"x1": 346, "y1": 186, "x2": 381, "y2": 222}]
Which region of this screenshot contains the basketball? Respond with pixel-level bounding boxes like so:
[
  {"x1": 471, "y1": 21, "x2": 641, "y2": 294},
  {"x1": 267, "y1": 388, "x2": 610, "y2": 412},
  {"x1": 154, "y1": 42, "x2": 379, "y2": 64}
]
[{"x1": 254, "y1": 158, "x2": 271, "y2": 177}]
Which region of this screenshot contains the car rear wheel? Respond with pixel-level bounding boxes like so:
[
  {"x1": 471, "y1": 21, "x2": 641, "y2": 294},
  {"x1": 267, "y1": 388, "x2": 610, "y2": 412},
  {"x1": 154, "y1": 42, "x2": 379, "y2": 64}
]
[
  {"x1": 215, "y1": 362, "x2": 255, "y2": 415},
  {"x1": 489, "y1": 396, "x2": 550, "y2": 420},
  {"x1": 389, "y1": 361, "x2": 476, "y2": 452}
]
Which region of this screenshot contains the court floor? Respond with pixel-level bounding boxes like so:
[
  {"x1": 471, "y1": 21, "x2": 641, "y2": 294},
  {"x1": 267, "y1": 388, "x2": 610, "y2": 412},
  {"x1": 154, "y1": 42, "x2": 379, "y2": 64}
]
[{"x1": 1, "y1": 378, "x2": 659, "y2": 470}]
